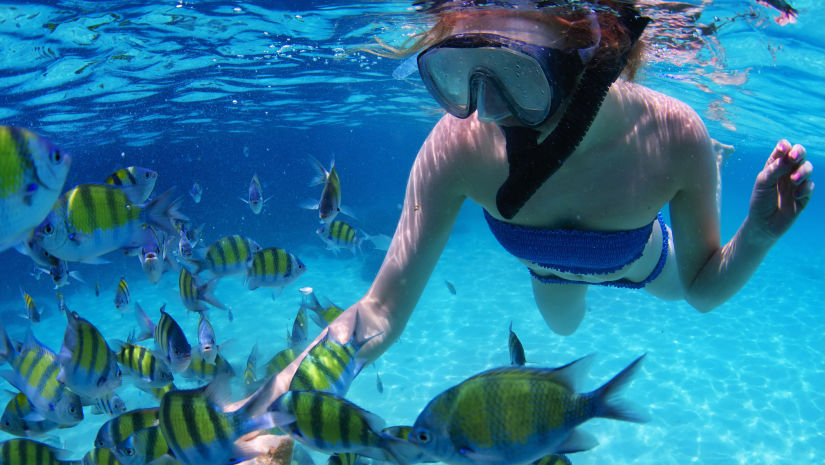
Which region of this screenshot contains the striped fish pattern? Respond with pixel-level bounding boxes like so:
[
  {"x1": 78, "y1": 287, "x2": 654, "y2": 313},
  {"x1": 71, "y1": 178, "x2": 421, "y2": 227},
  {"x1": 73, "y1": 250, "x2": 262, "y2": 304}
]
[
  {"x1": 288, "y1": 319, "x2": 376, "y2": 396},
  {"x1": 315, "y1": 220, "x2": 361, "y2": 254},
  {"x1": 94, "y1": 407, "x2": 160, "y2": 450},
  {"x1": 112, "y1": 341, "x2": 174, "y2": 389},
  {"x1": 178, "y1": 267, "x2": 227, "y2": 315},
  {"x1": 33, "y1": 184, "x2": 183, "y2": 263},
  {"x1": 19, "y1": 288, "x2": 40, "y2": 323},
  {"x1": 115, "y1": 425, "x2": 171, "y2": 465},
  {"x1": 300, "y1": 290, "x2": 343, "y2": 328},
  {"x1": 268, "y1": 390, "x2": 410, "y2": 464},
  {"x1": 265, "y1": 348, "x2": 297, "y2": 377},
  {"x1": 158, "y1": 379, "x2": 277, "y2": 465},
  {"x1": 114, "y1": 278, "x2": 130, "y2": 311},
  {"x1": 154, "y1": 306, "x2": 192, "y2": 374},
  {"x1": 82, "y1": 447, "x2": 124, "y2": 465},
  {"x1": 196, "y1": 234, "x2": 261, "y2": 277},
  {"x1": 0, "y1": 327, "x2": 84, "y2": 426},
  {"x1": 0, "y1": 126, "x2": 71, "y2": 251},
  {"x1": 0, "y1": 392, "x2": 61, "y2": 437},
  {"x1": 0, "y1": 438, "x2": 80, "y2": 465},
  {"x1": 243, "y1": 343, "x2": 258, "y2": 387},
  {"x1": 56, "y1": 310, "x2": 122, "y2": 400},
  {"x1": 103, "y1": 166, "x2": 158, "y2": 203},
  {"x1": 182, "y1": 350, "x2": 234, "y2": 383},
  {"x1": 245, "y1": 247, "x2": 306, "y2": 291}
]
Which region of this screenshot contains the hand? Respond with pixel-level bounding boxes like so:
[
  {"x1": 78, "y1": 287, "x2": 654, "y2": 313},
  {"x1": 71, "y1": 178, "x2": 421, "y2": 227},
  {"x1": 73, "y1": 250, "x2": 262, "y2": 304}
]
[{"x1": 748, "y1": 140, "x2": 814, "y2": 243}]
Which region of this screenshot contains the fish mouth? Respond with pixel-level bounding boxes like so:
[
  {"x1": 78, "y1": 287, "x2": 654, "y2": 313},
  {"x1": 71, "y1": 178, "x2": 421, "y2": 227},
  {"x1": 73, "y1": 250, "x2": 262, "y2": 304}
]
[{"x1": 145, "y1": 252, "x2": 157, "y2": 260}]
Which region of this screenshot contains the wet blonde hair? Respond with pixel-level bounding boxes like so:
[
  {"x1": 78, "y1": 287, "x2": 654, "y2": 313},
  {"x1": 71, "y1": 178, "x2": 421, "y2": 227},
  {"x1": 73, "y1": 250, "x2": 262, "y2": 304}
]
[{"x1": 372, "y1": 1, "x2": 646, "y2": 80}]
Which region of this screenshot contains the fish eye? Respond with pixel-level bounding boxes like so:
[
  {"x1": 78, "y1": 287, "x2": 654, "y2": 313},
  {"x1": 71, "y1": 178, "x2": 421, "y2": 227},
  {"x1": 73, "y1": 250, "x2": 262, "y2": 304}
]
[
  {"x1": 416, "y1": 429, "x2": 430, "y2": 443},
  {"x1": 69, "y1": 406, "x2": 76, "y2": 413},
  {"x1": 50, "y1": 149, "x2": 62, "y2": 164},
  {"x1": 43, "y1": 224, "x2": 53, "y2": 234},
  {"x1": 96, "y1": 439, "x2": 104, "y2": 447},
  {"x1": 124, "y1": 448, "x2": 135, "y2": 456}
]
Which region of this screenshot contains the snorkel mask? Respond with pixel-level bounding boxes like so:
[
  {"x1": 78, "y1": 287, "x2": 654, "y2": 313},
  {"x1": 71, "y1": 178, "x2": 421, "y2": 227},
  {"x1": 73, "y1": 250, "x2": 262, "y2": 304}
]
[{"x1": 415, "y1": 0, "x2": 650, "y2": 219}]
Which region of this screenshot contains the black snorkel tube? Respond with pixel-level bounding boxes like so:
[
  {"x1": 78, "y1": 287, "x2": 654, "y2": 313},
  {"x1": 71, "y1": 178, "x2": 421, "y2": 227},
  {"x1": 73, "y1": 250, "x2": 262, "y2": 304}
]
[{"x1": 494, "y1": 4, "x2": 651, "y2": 219}]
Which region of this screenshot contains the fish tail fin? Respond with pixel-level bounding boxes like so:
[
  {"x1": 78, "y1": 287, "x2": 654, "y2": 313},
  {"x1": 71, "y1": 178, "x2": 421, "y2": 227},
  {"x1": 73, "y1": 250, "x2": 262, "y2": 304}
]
[
  {"x1": 591, "y1": 354, "x2": 648, "y2": 423},
  {"x1": 0, "y1": 322, "x2": 14, "y2": 364},
  {"x1": 144, "y1": 189, "x2": 189, "y2": 235},
  {"x1": 199, "y1": 278, "x2": 227, "y2": 310},
  {"x1": 133, "y1": 302, "x2": 155, "y2": 341}
]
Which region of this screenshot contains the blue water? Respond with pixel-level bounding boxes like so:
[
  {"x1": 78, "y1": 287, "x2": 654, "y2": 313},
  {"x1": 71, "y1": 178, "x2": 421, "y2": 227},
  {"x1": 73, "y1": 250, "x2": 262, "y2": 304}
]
[{"x1": 1, "y1": 1, "x2": 824, "y2": 464}]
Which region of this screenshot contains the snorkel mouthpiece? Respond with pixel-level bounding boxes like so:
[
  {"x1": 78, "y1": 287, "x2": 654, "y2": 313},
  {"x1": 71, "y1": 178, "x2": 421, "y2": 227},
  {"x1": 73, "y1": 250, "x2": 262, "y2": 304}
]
[{"x1": 495, "y1": 3, "x2": 651, "y2": 220}]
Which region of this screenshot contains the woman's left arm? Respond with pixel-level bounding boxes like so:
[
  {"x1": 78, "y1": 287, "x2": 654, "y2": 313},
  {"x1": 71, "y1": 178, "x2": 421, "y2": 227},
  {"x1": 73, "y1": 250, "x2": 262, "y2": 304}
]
[{"x1": 670, "y1": 123, "x2": 813, "y2": 312}]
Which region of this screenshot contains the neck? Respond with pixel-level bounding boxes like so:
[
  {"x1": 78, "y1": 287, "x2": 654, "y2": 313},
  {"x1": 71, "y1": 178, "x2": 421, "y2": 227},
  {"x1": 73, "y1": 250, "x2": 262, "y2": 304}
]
[{"x1": 533, "y1": 83, "x2": 621, "y2": 150}]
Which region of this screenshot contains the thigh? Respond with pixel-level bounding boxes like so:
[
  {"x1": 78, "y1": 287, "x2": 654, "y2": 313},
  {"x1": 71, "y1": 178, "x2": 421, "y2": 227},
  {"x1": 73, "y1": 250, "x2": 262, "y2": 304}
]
[{"x1": 531, "y1": 277, "x2": 588, "y2": 336}]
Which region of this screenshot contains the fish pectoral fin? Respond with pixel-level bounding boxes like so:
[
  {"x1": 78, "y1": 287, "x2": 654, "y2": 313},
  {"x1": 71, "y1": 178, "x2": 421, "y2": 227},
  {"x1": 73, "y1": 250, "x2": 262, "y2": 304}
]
[
  {"x1": 22, "y1": 411, "x2": 47, "y2": 422},
  {"x1": 557, "y1": 429, "x2": 599, "y2": 454},
  {"x1": 458, "y1": 446, "x2": 502, "y2": 462}
]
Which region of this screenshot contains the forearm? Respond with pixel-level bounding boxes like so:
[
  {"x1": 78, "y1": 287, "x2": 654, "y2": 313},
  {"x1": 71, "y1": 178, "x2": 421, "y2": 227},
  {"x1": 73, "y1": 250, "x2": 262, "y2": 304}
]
[{"x1": 684, "y1": 217, "x2": 774, "y2": 312}]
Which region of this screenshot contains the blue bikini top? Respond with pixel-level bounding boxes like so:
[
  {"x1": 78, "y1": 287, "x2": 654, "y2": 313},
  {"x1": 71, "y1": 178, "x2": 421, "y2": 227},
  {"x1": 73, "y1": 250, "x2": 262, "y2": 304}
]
[{"x1": 483, "y1": 209, "x2": 661, "y2": 275}]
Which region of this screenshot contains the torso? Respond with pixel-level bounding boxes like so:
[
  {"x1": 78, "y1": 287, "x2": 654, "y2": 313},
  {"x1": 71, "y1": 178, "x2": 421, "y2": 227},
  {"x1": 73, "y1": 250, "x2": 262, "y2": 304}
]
[{"x1": 443, "y1": 80, "x2": 711, "y2": 283}]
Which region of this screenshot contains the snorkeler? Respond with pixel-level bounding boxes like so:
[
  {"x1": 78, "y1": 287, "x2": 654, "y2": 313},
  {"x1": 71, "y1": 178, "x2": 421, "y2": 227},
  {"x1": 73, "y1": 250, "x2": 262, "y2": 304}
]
[{"x1": 241, "y1": 0, "x2": 813, "y2": 438}]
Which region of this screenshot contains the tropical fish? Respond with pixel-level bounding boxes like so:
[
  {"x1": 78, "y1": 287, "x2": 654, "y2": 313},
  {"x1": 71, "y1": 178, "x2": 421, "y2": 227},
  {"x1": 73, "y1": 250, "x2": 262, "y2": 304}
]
[
  {"x1": 288, "y1": 316, "x2": 377, "y2": 396},
  {"x1": 316, "y1": 221, "x2": 390, "y2": 254},
  {"x1": 56, "y1": 309, "x2": 122, "y2": 400},
  {"x1": 148, "y1": 383, "x2": 177, "y2": 401},
  {"x1": 508, "y1": 322, "x2": 526, "y2": 366},
  {"x1": 243, "y1": 343, "x2": 259, "y2": 387},
  {"x1": 176, "y1": 223, "x2": 202, "y2": 261},
  {"x1": 0, "y1": 327, "x2": 84, "y2": 426},
  {"x1": 83, "y1": 447, "x2": 125, "y2": 465},
  {"x1": 104, "y1": 166, "x2": 158, "y2": 203},
  {"x1": 138, "y1": 227, "x2": 171, "y2": 284},
  {"x1": 326, "y1": 453, "x2": 362, "y2": 465},
  {"x1": 240, "y1": 173, "x2": 270, "y2": 214},
  {"x1": 0, "y1": 438, "x2": 81, "y2": 465},
  {"x1": 268, "y1": 390, "x2": 412, "y2": 464},
  {"x1": 32, "y1": 184, "x2": 185, "y2": 263},
  {"x1": 245, "y1": 247, "x2": 306, "y2": 293},
  {"x1": 17, "y1": 238, "x2": 82, "y2": 289},
  {"x1": 189, "y1": 182, "x2": 202, "y2": 203},
  {"x1": 444, "y1": 281, "x2": 456, "y2": 295},
  {"x1": 381, "y1": 426, "x2": 437, "y2": 464},
  {"x1": 94, "y1": 407, "x2": 160, "y2": 450},
  {"x1": 178, "y1": 267, "x2": 228, "y2": 317},
  {"x1": 112, "y1": 340, "x2": 174, "y2": 389},
  {"x1": 90, "y1": 393, "x2": 127, "y2": 417},
  {"x1": 194, "y1": 234, "x2": 261, "y2": 277},
  {"x1": 19, "y1": 287, "x2": 41, "y2": 322},
  {"x1": 115, "y1": 425, "x2": 172, "y2": 465},
  {"x1": 300, "y1": 288, "x2": 344, "y2": 328},
  {"x1": 135, "y1": 303, "x2": 192, "y2": 373},
  {"x1": 408, "y1": 355, "x2": 648, "y2": 465},
  {"x1": 196, "y1": 314, "x2": 218, "y2": 364},
  {"x1": 158, "y1": 377, "x2": 279, "y2": 465},
  {"x1": 46, "y1": 259, "x2": 83, "y2": 289},
  {"x1": 115, "y1": 277, "x2": 130, "y2": 311},
  {"x1": 0, "y1": 392, "x2": 61, "y2": 437},
  {"x1": 95, "y1": 281, "x2": 101, "y2": 297},
  {"x1": 376, "y1": 372, "x2": 384, "y2": 394},
  {"x1": 181, "y1": 350, "x2": 234, "y2": 383},
  {"x1": 287, "y1": 306, "x2": 308, "y2": 351},
  {"x1": 303, "y1": 156, "x2": 351, "y2": 225},
  {"x1": 265, "y1": 347, "x2": 297, "y2": 377},
  {"x1": 0, "y1": 126, "x2": 71, "y2": 252}
]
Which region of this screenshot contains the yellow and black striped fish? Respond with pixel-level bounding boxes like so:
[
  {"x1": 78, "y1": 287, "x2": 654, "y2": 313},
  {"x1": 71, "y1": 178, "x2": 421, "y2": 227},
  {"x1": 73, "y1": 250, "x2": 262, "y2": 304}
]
[
  {"x1": 56, "y1": 310, "x2": 122, "y2": 400},
  {"x1": 182, "y1": 350, "x2": 234, "y2": 383},
  {"x1": 195, "y1": 234, "x2": 261, "y2": 277},
  {"x1": 32, "y1": 184, "x2": 184, "y2": 263},
  {"x1": 1, "y1": 327, "x2": 83, "y2": 426},
  {"x1": 149, "y1": 383, "x2": 178, "y2": 401},
  {"x1": 269, "y1": 390, "x2": 410, "y2": 464},
  {"x1": 0, "y1": 438, "x2": 78, "y2": 465},
  {"x1": 288, "y1": 307, "x2": 308, "y2": 350},
  {"x1": 158, "y1": 378, "x2": 278, "y2": 465},
  {"x1": 245, "y1": 247, "x2": 306, "y2": 291},
  {"x1": 178, "y1": 267, "x2": 228, "y2": 315},
  {"x1": 289, "y1": 316, "x2": 377, "y2": 396},
  {"x1": 300, "y1": 289, "x2": 343, "y2": 328},
  {"x1": 0, "y1": 126, "x2": 71, "y2": 252},
  {"x1": 82, "y1": 447, "x2": 124, "y2": 465},
  {"x1": 94, "y1": 407, "x2": 159, "y2": 450},
  {"x1": 115, "y1": 425, "x2": 171, "y2": 465},
  {"x1": 18, "y1": 287, "x2": 40, "y2": 322},
  {"x1": 114, "y1": 277, "x2": 130, "y2": 312},
  {"x1": 112, "y1": 340, "x2": 174, "y2": 388},
  {"x1": 135, "y1": 303, "x2": 192, "y2": 373},
  {"x1": 0, "y1": 392, "x2": 60, "y2": 437},
  {"x1": 243, "y1": 343, "x2": 259, "y2": 387},
  {"x1": 103, "y1": 166, "x2": 158, "y2": 203},
  {"x1": 265, "y1": 347, "x2": 297, "y2": 377}
]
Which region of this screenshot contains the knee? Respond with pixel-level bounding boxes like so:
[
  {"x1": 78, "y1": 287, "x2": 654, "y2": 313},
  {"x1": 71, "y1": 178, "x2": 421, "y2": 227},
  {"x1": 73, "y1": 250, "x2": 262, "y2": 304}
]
[{"x1": 538, "y1": 300, "x2": 586, "y2": 336}]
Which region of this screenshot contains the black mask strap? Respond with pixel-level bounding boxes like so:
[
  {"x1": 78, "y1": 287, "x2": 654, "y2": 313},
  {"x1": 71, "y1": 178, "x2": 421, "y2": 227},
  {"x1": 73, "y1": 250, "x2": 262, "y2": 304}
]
[{"x1": 495, "y1": 8, "x2": 651, "y2": 220}]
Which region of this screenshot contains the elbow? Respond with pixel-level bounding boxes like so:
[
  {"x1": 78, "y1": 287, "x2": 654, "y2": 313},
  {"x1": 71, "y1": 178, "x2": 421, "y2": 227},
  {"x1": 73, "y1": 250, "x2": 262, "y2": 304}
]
[{"x1": 684, "y1": 291, "x2": 720, "y2": 314}]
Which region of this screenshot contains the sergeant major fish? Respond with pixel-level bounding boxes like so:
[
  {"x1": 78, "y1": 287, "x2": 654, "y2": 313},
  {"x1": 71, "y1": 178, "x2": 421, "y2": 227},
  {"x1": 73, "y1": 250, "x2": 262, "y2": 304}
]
[
  {"x1": 0, "y1": 438, "x2": 81, "y2": 465},
  {"x1": 112, "y1": 340, "x2": 174, "y2": 389},
  {"x1": 32, "y1": 184, "x2": 185, "y2": 263},
  {"x1": 240, "y1": 173, "x2": 270, "y2": 214},
  {"x1": 196, "y1": 314, "x2": 218, "y2": 364},
  {"x1": 56, "y1": 309, "x2": 122, "y2": 400},
  {"x1": 408, "y1": 354, "x2": 648, "y2": 465},
  {"x1": 0, "y1": 391, "x2": 61, "y2": 438},
  {"x1": 115, "y1": 425, "x2": 172, "y2": 465},
  {"x1": 193, "y1": 234, "x2": 261, "y2": 278},
  {"x1": 83, "y1": 447, "x2": 124, "y2": 465},
  {"x1": 302, "y1": 156, "x2": 353, "y2": 225},
  {"x1": 178, "y1": 267, "x2": 229, "y2": 319},
  {"x1": 0, "y1": 326, "x2": 84, "y2": 426},
  {"x1": 135, "y1": 303, "x2": 192, "y2": 373},
  {"x1": 245, "y1": 247, "x2": 306, "y2": 296},
  {"x1": 189, "y1": 182, "x2": 202, "y2": 203},
  {"x1": 19, "y1": 287, "x2": 41, "y2": 323},
  {"x1": 94, "y1": 407, "x2": 159, "y2": 450},
  {"x1": 103, "y1": 166, "x2": 158, "y2": 203},
  {"x1": 114, "y1": 277, "x2": 130, "y2": 312},
  {"x1": 316, "y1": 221, "x2": 391, "y2": 255},
  {"x1": 0, "y1": 126, "x2": 71, "y2": 252}
]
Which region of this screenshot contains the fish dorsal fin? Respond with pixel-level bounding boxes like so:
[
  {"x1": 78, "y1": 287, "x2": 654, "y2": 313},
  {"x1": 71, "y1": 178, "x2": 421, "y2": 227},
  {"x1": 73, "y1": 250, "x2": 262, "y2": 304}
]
[{"x1": 544, "y1": 354, "x2": 595, "y2": 392}]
